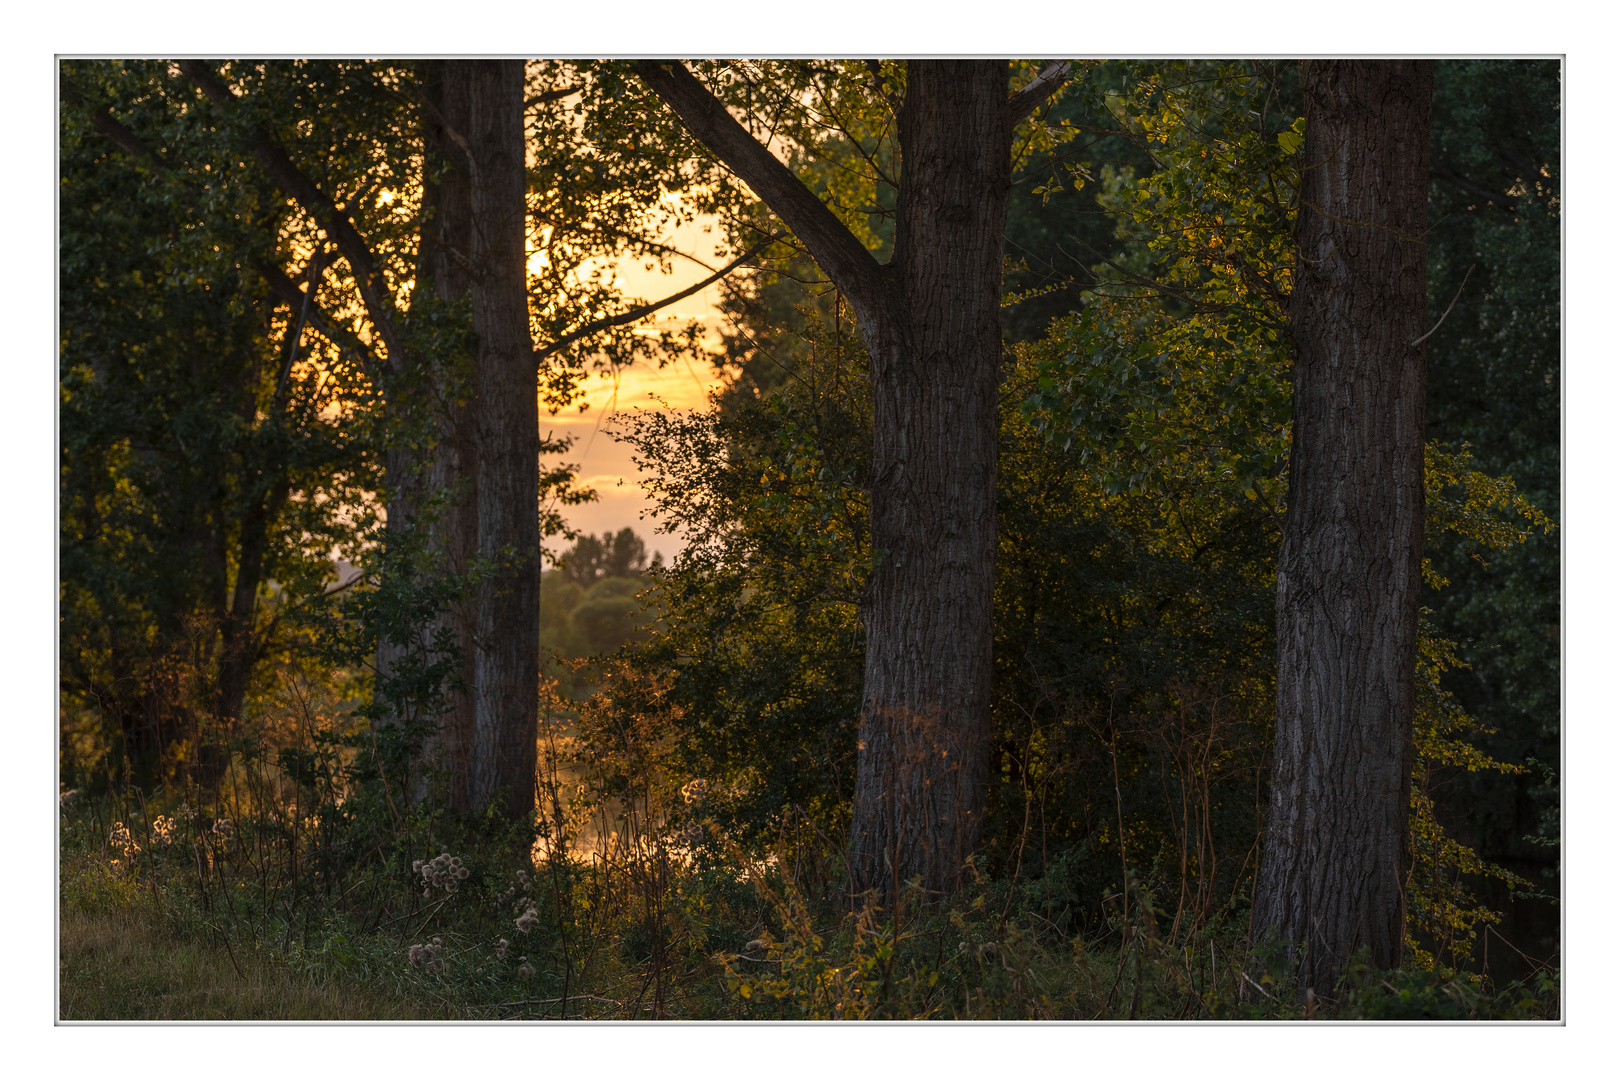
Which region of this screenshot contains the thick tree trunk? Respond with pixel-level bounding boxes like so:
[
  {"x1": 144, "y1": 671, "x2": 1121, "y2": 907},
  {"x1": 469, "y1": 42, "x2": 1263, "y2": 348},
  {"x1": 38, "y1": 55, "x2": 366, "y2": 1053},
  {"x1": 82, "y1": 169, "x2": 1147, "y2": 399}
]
[
  {"x1": 1253, "y1": 59, "x2": 1432, "y2": 998},
  {"x1": 634, "y1": 59, "x2": 1051, "y2": 900},
  {"x1": 175, "y1": 61, "x2": 527, "y2": 810},
  {"x1": 846, "y1": 61, "x2": 1010, "y2": 898},
  {"x1": 413, "y1": 60, "x2": 482, "y2": 810},
  {"x1": 456, "y1": 60, "x2": 540, "y2": 819}
]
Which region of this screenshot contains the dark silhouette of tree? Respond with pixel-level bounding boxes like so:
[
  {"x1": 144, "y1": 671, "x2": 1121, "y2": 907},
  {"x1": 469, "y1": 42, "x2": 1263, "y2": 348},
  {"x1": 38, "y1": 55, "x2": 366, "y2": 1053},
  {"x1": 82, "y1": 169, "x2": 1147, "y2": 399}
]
[{"x1": 558, "y1": 527, "x2": 656, "y2": 588}]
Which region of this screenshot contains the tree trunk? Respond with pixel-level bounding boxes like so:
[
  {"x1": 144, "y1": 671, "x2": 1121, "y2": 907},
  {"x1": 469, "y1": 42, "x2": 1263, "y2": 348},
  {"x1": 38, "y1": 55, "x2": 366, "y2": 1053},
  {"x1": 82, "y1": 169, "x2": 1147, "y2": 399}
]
[
  {"x1": 847, "y1": 61, "x2": 1009, "y2": 898},
  {"x1": 175, "y1": 60, "x2": 532, "y2": 812},
  {"x1": 214, "y1": 480, "x2": 289, "y2": 729},
  {"x1": 412, "y1": 59, "x2": 482, "y2": 810},
  {"x1": 1253, "y1": 59, "x2": 1432, "y2": 997},
  {"x1": 634, "y1": 59, "x2": 1039, "y2": 899},
  {"x1": 456, "y1": 60, "x2": 540, "y2": 819}
]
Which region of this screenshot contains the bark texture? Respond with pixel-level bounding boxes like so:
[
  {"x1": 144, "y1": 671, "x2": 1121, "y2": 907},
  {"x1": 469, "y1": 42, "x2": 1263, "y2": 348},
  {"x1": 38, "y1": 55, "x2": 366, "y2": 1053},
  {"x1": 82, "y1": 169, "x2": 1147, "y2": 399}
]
[
  {"x1": 456, "y1": 60, "x2": 540, "y2": 818},
  {"x1": 412, "y1": 59, "x2": 482, "y2": 809},
  {"x1": 849, "y1": 62, "x2": 1009, "y2": 897},
  {"x1": 637, "y1": 60, "x2": 1035, "y2": 897},
  {"x1": 1253, "y1": 59, "x2": 1432, "y2": 997},
  {"x1": 179, "y1": 60, "x2": 538, "y2": 817}
]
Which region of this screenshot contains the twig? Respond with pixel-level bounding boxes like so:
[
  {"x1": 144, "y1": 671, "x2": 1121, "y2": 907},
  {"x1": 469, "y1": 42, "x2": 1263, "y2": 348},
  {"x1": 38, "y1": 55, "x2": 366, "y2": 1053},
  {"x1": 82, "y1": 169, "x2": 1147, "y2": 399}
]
[
  {"x1": 1241, "y1": 971, "x2": 1276, "y2": 1000},
  {"x1": 376, "y1": 893, "x2": 449, "y2": 932},
  {"x1": 1410, "y1": 263, "x2": 1476, "y2": 346},
  {"x1": 525, "y1": 85, "x2": 585, "y2": 109},
  {"x1": 205, "y1": 921, "x2": 246, "y2": 981},
  {"x1": 534, "y1": 235, "x2": 781, "y2": 363},
  {"x1": 1092, "y1": 927, "x2": 1135, "y2": 1020}
]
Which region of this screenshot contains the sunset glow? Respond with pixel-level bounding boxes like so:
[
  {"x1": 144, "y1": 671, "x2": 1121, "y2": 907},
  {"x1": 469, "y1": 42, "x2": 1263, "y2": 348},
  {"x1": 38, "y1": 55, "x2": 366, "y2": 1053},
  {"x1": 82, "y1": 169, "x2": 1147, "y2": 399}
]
[{"x1": 542, "y1": 207, "x2": 735, "y2": 554}]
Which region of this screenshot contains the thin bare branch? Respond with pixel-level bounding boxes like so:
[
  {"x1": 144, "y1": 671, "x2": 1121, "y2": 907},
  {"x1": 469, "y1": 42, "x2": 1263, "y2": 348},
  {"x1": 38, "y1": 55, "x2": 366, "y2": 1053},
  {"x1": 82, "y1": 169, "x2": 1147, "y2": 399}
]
[
  {"x1": 1410, "y1": 263, "x2": 1476, "y2": 347},
  {"x1": 525, "y1": 84, "x2": 584, "y2": 109},
  {"x1": 534, "y1": 234, "x2": 781, "y2": 364}
]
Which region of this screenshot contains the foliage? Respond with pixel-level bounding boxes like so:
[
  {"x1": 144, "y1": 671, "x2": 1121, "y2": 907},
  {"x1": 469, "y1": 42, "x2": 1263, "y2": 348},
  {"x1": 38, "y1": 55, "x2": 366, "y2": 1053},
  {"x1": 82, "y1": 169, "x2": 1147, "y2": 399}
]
[
  {"x1": 1421, "y1": 61, "x2": 1561, "y2": 952},
  {"x1": 59, "y1": 59, "x2": 1561, "y2": 1020},
  {"x1": 614, "y1": 325, "x2": 871, "y2": 844},
  {"x1": 1016, "y1": 61, "x2": 1556, "y2": 978},
  {"x1": 59, "y1": 59, "x2": 384, "y2": 790},
  {"x1": 1406, "y1": 444, "x2": 1556, "y2": 970}
]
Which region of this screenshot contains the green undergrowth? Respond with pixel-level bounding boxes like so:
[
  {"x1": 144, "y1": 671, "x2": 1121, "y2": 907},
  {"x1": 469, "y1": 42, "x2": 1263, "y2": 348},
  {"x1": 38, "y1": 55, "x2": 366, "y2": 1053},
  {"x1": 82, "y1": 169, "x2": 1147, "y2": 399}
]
[{"x1": 59, "y1": 803, "x2": 1557, "y2": 1021}]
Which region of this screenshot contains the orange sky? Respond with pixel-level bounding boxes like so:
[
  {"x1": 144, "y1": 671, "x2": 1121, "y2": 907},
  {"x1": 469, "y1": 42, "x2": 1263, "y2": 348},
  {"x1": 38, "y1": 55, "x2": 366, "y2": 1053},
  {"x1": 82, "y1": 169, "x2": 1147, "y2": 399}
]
[{"x1": 541, "y1": 209, "x2": 732, "y2": 562}]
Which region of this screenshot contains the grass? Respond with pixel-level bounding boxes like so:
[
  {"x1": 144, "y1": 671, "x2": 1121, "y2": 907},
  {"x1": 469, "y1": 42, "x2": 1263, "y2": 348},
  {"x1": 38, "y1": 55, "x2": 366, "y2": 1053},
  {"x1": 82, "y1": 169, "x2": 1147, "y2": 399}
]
[
  {"x1": 60, "y1": 856, "x2": 444, "y2": 1020},
  {"x1": 56, "y1": 782, "x2": 1559, "y2": 1023},
  {"x1": 59, "y1": 843, "x2": 1558, "y2": 1021}
]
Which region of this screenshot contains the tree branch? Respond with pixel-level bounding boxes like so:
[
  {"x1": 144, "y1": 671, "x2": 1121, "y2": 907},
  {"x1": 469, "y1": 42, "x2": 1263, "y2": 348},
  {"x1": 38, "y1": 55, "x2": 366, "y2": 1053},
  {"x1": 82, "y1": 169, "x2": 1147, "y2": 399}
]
[
  {"x1": 535, "y1": 235, "x2": 780, "y2": 364},
  {"x1": 69, "y1": 85, "x2": 383, "y2": 380},
  {"x1": 1008, "y1": 61, "x2": 1072, "y2": 125},
  {"x1": 252, "y1": 257, "x2": 380, "y2": 378},
  {"x1": 525, "y1": 84, "x2": 584, "y2": 109},
  {"x1": 84, "y1": 104, "x2": 167, "y2": 164},
  {"x1": 178, "y1": 60, "x2": 409, "y2": 370},
  {"x1": 863, "y1": 60, "x2": 903, "y2": 119},
  {"x1": 635, "y1": 60, "x2": 887, "y2": 317}
]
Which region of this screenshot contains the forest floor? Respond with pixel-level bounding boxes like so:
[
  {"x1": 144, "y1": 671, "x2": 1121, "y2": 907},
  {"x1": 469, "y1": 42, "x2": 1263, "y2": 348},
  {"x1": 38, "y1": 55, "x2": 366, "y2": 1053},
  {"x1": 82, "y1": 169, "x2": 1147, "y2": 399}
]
[{"x1": 58, "y1": 818, "x2": 1559, "y2": 1022}]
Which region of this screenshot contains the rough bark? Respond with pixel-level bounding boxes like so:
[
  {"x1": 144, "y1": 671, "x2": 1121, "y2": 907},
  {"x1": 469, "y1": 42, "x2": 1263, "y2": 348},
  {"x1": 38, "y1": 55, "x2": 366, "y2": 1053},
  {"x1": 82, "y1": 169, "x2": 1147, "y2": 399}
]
[
  {"x1": 456, "y1": 60, "x2": 540, "y2": 819},
  {"x1": 1253, "y1": 59, "x2": 1432, "y2": 997},
  {"x1": 176, "y1": 61, "x2": 544, "y2": 815},
  {"x1": 849, "y1": 62, "x2": 1009, "y2": 898},
  {"x1": 412, "y1": 60, "x2": 482, "y2": 809},
  {"x1": 639, "y1": 60, "x2": 1039, "y2": 897}
]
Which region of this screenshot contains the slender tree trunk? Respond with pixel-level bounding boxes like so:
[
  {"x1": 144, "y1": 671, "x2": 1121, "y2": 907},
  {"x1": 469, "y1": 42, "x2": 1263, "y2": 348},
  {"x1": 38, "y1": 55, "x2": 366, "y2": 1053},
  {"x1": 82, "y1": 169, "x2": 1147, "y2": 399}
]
[
  {"x1": 1253, "y1": 59, "x2": 1432, "y2": 998},
  {"x1": 214, "y1": 480, "x2": 289, "y2": 728},
  {"x1": 847, "y1": 61, "x2": 1009, "y2": 898},
  {"x1": 455, "y1": 60, "x2": 539, "y2": 819}
]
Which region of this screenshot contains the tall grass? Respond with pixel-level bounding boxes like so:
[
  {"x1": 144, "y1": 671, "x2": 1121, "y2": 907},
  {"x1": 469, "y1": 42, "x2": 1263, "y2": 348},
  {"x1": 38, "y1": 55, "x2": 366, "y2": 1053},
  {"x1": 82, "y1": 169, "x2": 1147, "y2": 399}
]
[{"x1": 59, "y1": 657, "x2": 1558, "y2": 1021}]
